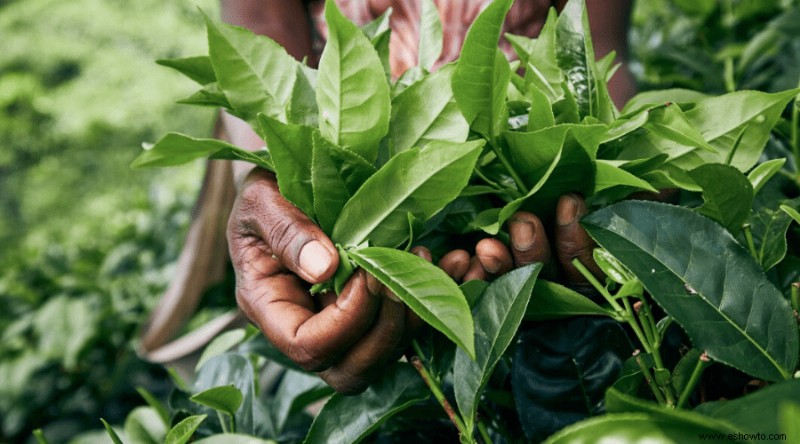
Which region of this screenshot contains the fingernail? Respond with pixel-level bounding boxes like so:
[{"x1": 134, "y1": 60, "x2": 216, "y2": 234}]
[
  {"x1": 510, "y1": 220, "x2": 535, "y2": 251},
  {"x1": 298, "y1": 240, "x2": 332, "y2": 281},
  {"x1": 385, "y1": 289, "x2": 402, "y2": 303},
  {"x1": 482, "y1": 255, "x2": 502, "y2": 274},
  {"x1": 557, "y1": 195, "x2": 578, "y2": 226},
  {"x1": 366, "y1": 273, "x2": 382, "y2": 295}
]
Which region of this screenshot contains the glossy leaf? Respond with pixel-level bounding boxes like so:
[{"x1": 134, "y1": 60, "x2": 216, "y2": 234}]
[
  {"x1": 332, "y1": 140, "x2": 483, "y2": 248},
  {"x1": 524, "y1": 9, "x2": 561, "y2": 102},
  {"x1": 124, "y1": 407, "x2": 166, "y2": 444},
  {"x1": 513, "y1": 318, "x2": 630, "y2": 442},
  {"x1": 190, "y1": 385, "x2": 244, "y2": 417},
  {"x1": 452, "y1": 0, "x2": 513, "y2": 139},
  {"x1": 303, "y1": 363, "x2": 428, "y2": 444},
  {"x1": 460, "y1": 279, "x2": 489, "y2": 308},
  {"x1": 594, "y1": 160, "x2": 658, "y2": 194},
  {"x1": 689, "y1": 163, "x2": 754, "y2": 234},
  {"x1": 644, "y1": 104, "x2": 716, "y2": 153},
  {"x1": 136, "y1": 387, "x2": 170, "y2": 426},
  {"x1": 257, "y1": 115, "x2": 316, "y2": 219},
  {"x1": 157, "y1": 56, "x2": 215, "y2": 85},
  {"x1": 747, "y1": 158, "x2": 786, "y2": 195},
  {"x1": 749, "y1": 202, "x2": 796, "y2": 271},
  {"x1": 287, "y1": 64, "x2": 319, "y2": 127},
  {"x1": 389, "y1": 64, "x2": 469, "y2": 154},
  {"x1": 317, "y1": 0, "x2": 390, "y2": 162},
  {"x1": 132, "y1": 133, "x2": 252, "y2": 169},
  {"x1": 196, "y1": 329, "x2": 248, "y2": 371},
  {"x1": 273, "y1": 370, "x2": 332, "y2": 433},
  {"x1": 417, "y1": 0, "x2": 442, "y2": 71},
  {"x1": 205, "y1": 15, "x2": 296, "y2": 123},
  {"x1": 622, "y1": 88, "x2": 709, "y2": 114},
  {"x1": 544, "y1": 413, "x2": 726, "y2": 444},
  {"x1": 582, "y1": 201, "x2": 799, "y2": 381},
  {"x1": 194, "y1": 353, "x2": 257, "y2": 435},
  {"x1": 524, "y1": 280, "x2": 611, "y2": 320},
  {"x1": 781, "y1": 204, "x2": 800, "y2": 224},
  {"x1": 455, "y1": 264, "x2": 541, "y2": 433},
  {"x1": 350, "y1": 247, "x2": 474, "y2": 357},
  {"x1": 527, "y1": 83, "x2": 556, "y2": 131},
  {"x1": 696, "y1": 379, "x2": 800, "y2": 438},
  {"x1": 780, "y1": 402, "x2": 800, "y2": 443},
  {"x1": 165, "y1": 415, "x2": 207, "y2": 444},
  {"x1": 208, "y1": 146, "x2": 274, "y2": 172},
  {"x1": 101, "y1": 419, "x2": 124, "y2": 444},
  {"x1": 360, "y1": 8, "x2": 392, "y2": 79},
  {"x1": 176, "y1": 82, "x2": 232, "y2": 109},
  {"x1": 555, "y1": 0, "x2": 614, "y2": 122}
]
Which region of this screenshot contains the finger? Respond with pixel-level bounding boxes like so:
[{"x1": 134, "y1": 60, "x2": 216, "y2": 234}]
[
  {"x1": 237, "y1": 270, "x2": 379, "y2": 371},
  {"x1": 439, "y1": 249, "x2": 471, "y2": 281},
  {"x1": 410, "y1": 245, "x2": 432, "y2": 262},
  {"x1": 463, "y1": 256, "x2": 487, "y2": 281},
  {"x1": 554, "y1": 193, "x2": 604, "y2": 284},
  {"x1": 318, "y1": 294, "x2": 406, "y2": 394},
  {"x1": 508, "y1": 211, "x2": 552, "y2": 267},
  {"x1": 230, "y1": 169, "x2": 338, "y2": 283},
  {"x1": 476, "y1": 238, "x2": 513, "y2": 276}
]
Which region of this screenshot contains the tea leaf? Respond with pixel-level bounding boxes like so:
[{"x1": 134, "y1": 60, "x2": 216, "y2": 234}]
[
  {"x1": 332, "y1": 140, "x2": 483, "y2": 248},
  {"x1": 543, "y1": 413, "x2": 722, "y2": 444},
  {"x1": 349, "y1": 247, "x2": 475, "y2": 358},
  {"x1": 317, "y1": 0, "x2": 390, "y2": 163},
  {"x1": 747, "y1": 158, "x2": 786, "y2": 195},
  {"x1": 417, "y1": 0, "x2": 443, "y2": 71},
  {"x1": 132, "y1": 133, "x2": 262, "y2": 169},
  {"x1": 190, "y1": 385, "x2": 244, "y2": 417},
  {"x1": 582, "y1": 201, "x2": 799, "y2": 381},
  {"x1": 157, "y1": 56, "x2": 216, "y2": 85},
  {"x1": 455, "y1": 264, "x2": 541, "y2": 433},
  {"x1": 524, "y1": 280, "x2": 611, "y2": 320},
  {"x1": 164, "y1": 415, "x2": 207, "y2": 444},
  {"x1": 688, "y1": 163, "x2": 754, "y2": 234}
]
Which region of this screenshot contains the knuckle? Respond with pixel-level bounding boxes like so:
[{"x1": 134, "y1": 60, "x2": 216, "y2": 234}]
[{"x1": 287, "y1": 337, "x2": 329, "y2": 372}]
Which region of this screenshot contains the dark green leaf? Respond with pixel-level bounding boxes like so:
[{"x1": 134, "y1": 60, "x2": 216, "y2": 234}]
[
  {"x1": 688, "y1": 163, "x2": 754, "y2": 234},
  {"x1": 317, "y1": 0, "x2": 391, "y2": 162},
  {"x1": 460, "y1": 279, "x2": 489, "y2": 308},
  {"x1": 132, "y1": 133, "x2": 246, "y2": 169},
  {"x1": 303, "y1": 363, "x2": 428, "y2": 444},
  {"x1": 350, "y1": 247, "x2": 474, "y2": 358},
  {"x1": 555, "y1": 0, "x2": 614, "y2": 122},
  {"x1": 781, "y1": 204, "x2": 800, "y2": 225},
  {"x1": 190, "y1": 385, "x2": 244, "y2": 417},
  {"x1": 748, "y1": 158, "x2": 786, "y2": 195},
  {"x1": 273, "y1": 370, "x2": 332, "y2": 434},
  {"x1": 194, "y1": 435, "x2": 277, "y2": 444},
  {"x1": 582, "y1": 201, "x2": 799, "y2": 381},
  {"x1": 417, "y1": 0, "x2": 442, "y2": 71},
  {"x1": 257, "y1": 115, "x2": 316, "y2": 219},
  {"x1": 452, "y1": 0, "x2": 513, "y2": 140},
  {"x1": 749, "y1": 200, "x2": 798, "y2": 271},
  {"x1": 695, "y1": 379, "x2": 800, "y2": 439},
  {"x1": 524, "y1": 279, "x2": 611, "y2": 320},
  {"x1": 455, "y1": 264, "x2": 541, "y2": 433},
  {"x1": 205, "y1": 15, "x2": 297, "y2": 124},
  {"x1": 157, "y1": 56, "x2": 216, "y2": 85},
  {"x1": 543, "y1": 413, "x2": 722, "y2": 444},
  {"x1": 389, "y1": 64, "x2": 469, "y2": 154},
  {"x1": 670, "y1": 349, "x2": 702, "y2": 396},
  {"x1": 194, "y1": 353, "x2": 257, "y2": 435},
  {"x1": 780, "y1": 402, "x2": 800, "y2": 442},
  {"x1": 164, "y1": 415, "x2": 207, "y2": 444},
  {"x1": 332, "y1": 140, "x2": 483, "y2": 248}
]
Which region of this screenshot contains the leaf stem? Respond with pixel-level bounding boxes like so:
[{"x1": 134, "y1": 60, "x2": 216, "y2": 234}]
[
  {"x1": 477, "y1": 420, "x2": 494, "y2": 444},
  {"x1": 473, "y1": 167, "x2": 505, "y2": 191},
  {"x1": 218, "y1": 411, "x2": 230, "y2": 434},
  {"x1": 489, "y1": 140, "x2": 529, "y2": 195},
  {"x1": 571, "y1": 259, "x2": 625, "y2": 315},
  {"x1": 792, "y1": 84, "x2": 799, "y2": 172},
  {"x1": 791, "y1": 283, "x2": 799, "y2": 313},
  {"x1": 408, "y1": 348, "x2": 474, "y2": 443},
  {"x1": 677, "y1": 352, "x2": 711, "y2": 409},
  {"x1": 621, "y1": 297, "x2": 652, "y2": 354},
  {"x1": 742, "y1": 224, "x2": 759, "y2": 259},
  {"x1": 634, "y1": 350, "x2": 666, "y2": 405}
]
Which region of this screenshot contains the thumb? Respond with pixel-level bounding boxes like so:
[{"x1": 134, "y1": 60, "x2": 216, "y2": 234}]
[{"x1": 232, "y1": 169, "x2": 338, "y2": 283}]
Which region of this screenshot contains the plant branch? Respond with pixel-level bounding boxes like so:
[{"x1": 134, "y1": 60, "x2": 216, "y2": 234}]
[
  {"x1": 634, "y1": 350, "x2": 666, "y2": 405},
  {"x1": 742, "y1": 224, "x2": 758, "y2": 259},
  {"x1": 489, "y1": 140, "x2": 529, "y2": 195},
  {"x1": 677, "y1": 352, "x2": 711, "y2": 409},
  {"x1": 477, "y1": 419, "x2": 494, "y2": 444},
  {"x1": 571, "y1": 259, "x2": 625, "y2": 315},
  {"x1": 791, "y1": 283, "x2": 799, "y2": 313}
]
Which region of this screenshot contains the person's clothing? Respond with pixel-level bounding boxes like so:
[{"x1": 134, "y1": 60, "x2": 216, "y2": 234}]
[{"x1": 307, "y1": 0, "x2": 566, "y2": 78}]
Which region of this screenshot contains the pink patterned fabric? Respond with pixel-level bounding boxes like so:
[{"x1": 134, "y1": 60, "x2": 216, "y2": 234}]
[{"x1": 308, "y1": 0, "x2": 563, "y2": 78}]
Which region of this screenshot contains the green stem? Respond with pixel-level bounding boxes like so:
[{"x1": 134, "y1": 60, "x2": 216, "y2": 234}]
[
  {"x1": 490, "y1": 141, "x2": 529, "y2": 195},
  {"x1": 409, "y1": 345, "x2": 473, "y2": 443},
  {"x1": 622, "y1": 298, "x2": 652, "y2": 354},
  {"x1": 743, "y1": 224, "x2": 759, "y2": 259},
  {"x1": 640, "y1": 299, "x2": 661, "y2": 349},
  {"x1": 791, "y1": 283, "x2": 799, "y2": 312},
  {"x1": 677, "y1": 352, "x2": 711, "y2": 409},
  {"x1": 218, "y1": 412, "x2": 230, "y2": 434},
  {"x1": 634, "y1": 350, "x2": 666, "y2": 405},
  {"x1": 792, "y1": 81, "x2": 799, "y2": 171},
  {"x1": 571, "y1": 259, "x2": 625, "y2": 314},
  {"x1": 477, "y1": 420, "x2": 494, "y2": 444},
  {"x1": 473, "y1": 167, "x2": 505, "y2": 191}
]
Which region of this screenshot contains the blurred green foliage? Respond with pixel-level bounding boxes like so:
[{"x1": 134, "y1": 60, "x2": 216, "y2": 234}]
[{"x1": 0, "y1": 0, "x2": 220, "y2": 441}]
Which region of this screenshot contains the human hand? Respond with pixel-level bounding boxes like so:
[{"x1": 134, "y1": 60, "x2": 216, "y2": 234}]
[
  {"x1": 227, "y1": 168, "x2": 419, "y2": 394},
  {"x1": 438, "y1": 193, "x2": 604, "y2": 293}
]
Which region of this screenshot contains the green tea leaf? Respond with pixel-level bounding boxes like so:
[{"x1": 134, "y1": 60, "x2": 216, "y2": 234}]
[
  {"x1": 257, "y1": 115, "x2": 316, "y2": 219},
  {"x1": 100, "y1": 419, "x2": 124, "y2": 444},
  {"x1": 157, "y1": 56, "x2": 216, "y2": 85},
  {"x1": 132, "y1": 133, "x2": 250, "y2": 169},
  {"x1": 696, "y1": 379, "x2": 800, "y2": 438},
  {"x1": 747, "y1": 158, "x2": 786, "y2": 195},
  {"x1": 190, "y1": 385, "x2": 244, "y2": 417},
  {"x1": 303, "y1": 363, "x2": 428, "y2": 444},
  {"x1": 195, "y1": 436, "x2": 276, "y2": 444},
  {"x1": 781, "y1": 204, "x2": 800, "y2": 225},
  {"x1": 460, "y1": 279, "x2": 490, "y2": 308},
  {"x1": 524, "y1": 279, "x2": 611, "y2": 320},
  {"x1": 208, "y1": 147, "x2": 274, "y2": 171},
  {"x1": 360, "y1": 8, "x2": 392, "y2": 79},
  {"x1": 349, "y1": 247, "x2": 475, "y2": 358},
  {"x1": 194, "y1": 353, "x2": 257, "y2": 434},
  {"x1": 205, "y1": 15, "x2": 297, "y2": 124},
  {"x1": 622, "y1": 88, "x2": 708, "y2": 114},
  {"x1": 136, "y1": 387, "x2": 170, "y2": 426},
  {"x1": 543, "y1": 413, "x2": 726, "y2": 444},
  {"x1": 389, "y1": 64, "x2": 468, "y2": 154},
  {"x1": 452, "y1": 0, "x2": 513, "y2": 140},
  {"x1": 273, "y1": 370, "x2": 332, "y2": 433},
  {"x1": 164, "y1": 415, "x2": 207, "y2": 444},
  {"x1": 177, "y1": 82, "x2": 232, "y2": 109},
  {"x1": 332, "y1": 140, "x2": 483, "y2": 248},
  {"x1": 644, "y1": 104, "x2": 717, "y2": 153},
  {"x1": 555, "y1": 0, "x2": 614, "y2": 122},
  {"x1": 582, "y1": 201, "x2": 799, "y2": 381},
  {"x1": 688, "y1": 163, "x2": 754, "y2": 234},
  {"x1": 505, "y1": 33, "x2": 536, "y2": 66},
  {"x1": 417, "y1": 0, "x2": 442, "y2": 71},
  {"x1": 524, "y1": 9, "x2": 561, "y2": 102},
  {"x1": 455, "y1": 264, "x2": 541, "y2": 432},
  {"x1": 780, "y1": 402, "x2": 800, "y2": 443},
  {"x1": 287, "y1": 64, "x2": 319, "y2": 127},
  {"x1": 527, "y1": 84, "x2": 555, "y2": 131},
  {"x1": 749, "y1": 202, "x2": 796, "y2": 271},
  {"x1": 317, "y1": 0, "x2": 391, "y2": 162},
  {"x1": 124, "y1": 407, "x2": 167, "y2": 444},
  {"x1": 195, "y1": 329, "x2": 248, "y2": 371},
  {"x1": 594, "y1": 160, "x2": 658, "y2": 194}
]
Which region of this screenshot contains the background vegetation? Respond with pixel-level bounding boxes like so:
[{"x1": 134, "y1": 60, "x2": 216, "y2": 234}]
[{"x1": 0, "y1": 0, "x2": 797, "y2": 442}]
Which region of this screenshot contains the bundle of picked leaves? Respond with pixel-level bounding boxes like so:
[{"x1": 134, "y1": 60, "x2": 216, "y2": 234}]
[{"x1": 130, "y1": 0, "x2": 800, "y2": 442}]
